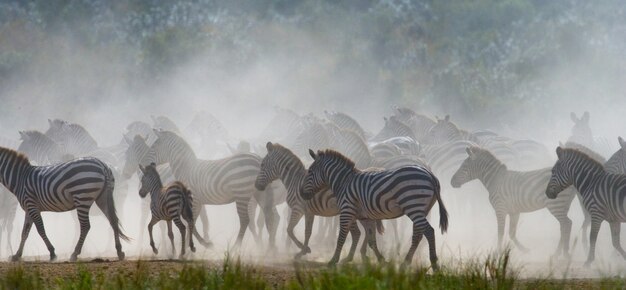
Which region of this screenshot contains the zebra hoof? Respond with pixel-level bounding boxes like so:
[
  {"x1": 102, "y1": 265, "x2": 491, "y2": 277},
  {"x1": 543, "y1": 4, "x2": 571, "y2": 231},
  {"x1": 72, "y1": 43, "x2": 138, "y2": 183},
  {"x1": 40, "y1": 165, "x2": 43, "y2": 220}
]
[
  {"x1": 327, "y1": 260, "x2": 338, "y2": 267},
  {"x1": 303, "y1": 246, "x2": 311, "y2": 254},
  {"x1": 339, "y1": 257, "x2": 353, "y2": 264},
  {"x1": 190, "y1": 246, "x2": 196, "y2": 253},
  {"x1": 152, "y1": 248, "x2": 158, "y2": 255},
  {"x1": 118, "y1": 251, "x2": 126, "y2": 261},
  {"x1": 10, "y1": 255, "x2": 21, "y2": 262},
  {"x1": 50, "y1": 253, "x2": 58, "y2": 262},
  {"x1": 69, "y1": 254, "x2": 77, "y2": 262}
]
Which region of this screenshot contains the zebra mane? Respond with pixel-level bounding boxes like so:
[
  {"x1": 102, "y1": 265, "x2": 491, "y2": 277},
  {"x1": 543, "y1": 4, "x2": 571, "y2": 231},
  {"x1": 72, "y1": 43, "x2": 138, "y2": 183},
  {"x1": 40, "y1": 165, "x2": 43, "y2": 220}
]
[
  {"x1": 319, "y1": 149, "x2": 356, "y2": 170},
  {"x1": 470, "y1": 146, "x2": 507, "y2": 170},
  {"x1": 562, "y1": 141, "x2": 606, "y2": 164},
  {"x1": 0, "y1": 147, "x2": 31, "y2": 166},
  {"x1": 561, "y1": 147, "x2": 605, "y2": 171},
  {"x1": 270, "y1": 143, "x2": 305, "y2": 168}
]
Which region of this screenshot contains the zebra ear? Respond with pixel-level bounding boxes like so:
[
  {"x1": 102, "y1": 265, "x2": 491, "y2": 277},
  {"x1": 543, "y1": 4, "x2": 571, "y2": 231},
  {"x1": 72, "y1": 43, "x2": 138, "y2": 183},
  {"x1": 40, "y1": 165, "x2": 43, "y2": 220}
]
[
  {"x1": 581, "y1": 111, "x2": 590, "y2": 123},
  {"x1": 556, "y1": 146, "x2": 564, "y2": 159},
  {"x1": 266, "y1": 142, "x2": 274, "y2": 152},
  {"x1": 618, "y1": 137, "x2": 626, "y2": 150},
  {"x1": 570, "y1": 112, "x2": 578, "y2": 123},
  {"x1": 19, "y1": 131, "x2": 27, "y2": 140},
  {"x1": 309, "y1": 149, "x2": 317, "y2": 160}
]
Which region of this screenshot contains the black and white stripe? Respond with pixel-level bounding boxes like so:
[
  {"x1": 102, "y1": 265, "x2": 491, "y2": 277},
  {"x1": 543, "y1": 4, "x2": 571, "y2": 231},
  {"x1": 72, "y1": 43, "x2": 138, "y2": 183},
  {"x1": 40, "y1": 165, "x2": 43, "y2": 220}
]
[
  {"x1": 44, "y1": 119, "x2": 98, "y2": 157},
  {"x1": 302, "y1": 149, "x2": 448, "y2": 269},
  {"x1": 546, "y1": 147, "x2": 626, "y2": 266},
  {"x1": 0, "y1": 147, "x2": 128, "y2": 262}
]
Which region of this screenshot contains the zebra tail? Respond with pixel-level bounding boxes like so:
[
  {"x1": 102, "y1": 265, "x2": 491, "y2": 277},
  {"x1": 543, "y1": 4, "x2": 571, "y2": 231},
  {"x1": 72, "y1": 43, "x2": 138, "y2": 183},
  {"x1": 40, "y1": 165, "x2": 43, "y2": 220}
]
[
  {"x1": 376, "y1": 220, "x2": 385, "y2": 235},
  {"x1": 181, "y1": 187, "x2": 194, "y2": 223},
  {"x1": 434, "y1": 176, "x2": 448, "y2": 234},
  {"x1": 102, "y1": 168, "x2": 131, "y2": 242}
]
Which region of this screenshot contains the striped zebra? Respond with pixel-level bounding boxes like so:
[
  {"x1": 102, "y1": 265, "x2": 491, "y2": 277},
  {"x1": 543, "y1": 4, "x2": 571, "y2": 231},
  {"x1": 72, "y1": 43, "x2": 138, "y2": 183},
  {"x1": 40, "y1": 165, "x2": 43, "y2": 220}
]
[
  {"x1": 605, "y1": 137, "x2": 626, "y2": 174},
  {"x1": 302, "y1": 149, "x2": 448, "y2": 269},
  {"x1": 421, "y1": 140, "x2": 479, "y2": 179},
  {"x1": 371, "y1": 116, "x2": 416, "y2": 142},
  {"x1": 370, "y1": 143, "x2": 403, "y2": 159},
  {"x1": 125, "y1": 130, "x2": 279, "y2": 248},
  {"x1": 151, "y1": 115, "x2": 182, "y2": 134},
  {"x1": 45, "y1": 119, "x2": 98, "y2": 156},
  {"x1": 258, "y1": 107, "x2": 302, "y2": 144},
  {"x1": 324, "y1": 110, "x2": 367, "y2": 141},
  {"x1": 138, "y1": 163, "x2": 197, "y2": 259},
  {"x1": 255, "y1": 142, "x2": 384, "y2": 261},
  {"x1": 18, "y1": 130, "x2": 68, "y2": 164},
  {"x1": 451, "y1": 146, "x2": 577, "y2": 256},
  {"x1": 546, "y1": 147, "x2": 626, "y2": 266},
  {"x1": 567, "y1": 112, "x2": 614, "y2": 157},
  {"x1": 423, "y1": 115, "x2": 472, "y2": 145},
  {"x1": 391, "y1": 106, "x2": 436, "y2": 143},
  {"x1": 0, "y1": 147, "x2": 128, "y2": 262}
]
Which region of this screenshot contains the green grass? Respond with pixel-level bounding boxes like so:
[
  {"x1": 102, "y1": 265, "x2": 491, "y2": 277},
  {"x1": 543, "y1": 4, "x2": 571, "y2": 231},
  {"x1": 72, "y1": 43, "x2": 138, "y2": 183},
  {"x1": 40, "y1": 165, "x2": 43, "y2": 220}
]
[{"x1": 0, "y1": 253, "x2": 623, "y2": 290}]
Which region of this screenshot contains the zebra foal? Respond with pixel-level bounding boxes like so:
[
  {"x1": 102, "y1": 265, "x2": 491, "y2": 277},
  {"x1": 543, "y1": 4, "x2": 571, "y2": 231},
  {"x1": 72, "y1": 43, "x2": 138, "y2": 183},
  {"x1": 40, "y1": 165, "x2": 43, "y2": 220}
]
[
  {"x1": 546, "y1": 147, "x2": 626, "y2": 266},
  {"x1": 302, "y1": 149, "x2": 448, "y2": 269},
  {"x1": 0, "y1": 147, "x2": 128, "y2": 262},
  {"x1": 139, "y1": 163, "x2": 196, "y2": 259}
]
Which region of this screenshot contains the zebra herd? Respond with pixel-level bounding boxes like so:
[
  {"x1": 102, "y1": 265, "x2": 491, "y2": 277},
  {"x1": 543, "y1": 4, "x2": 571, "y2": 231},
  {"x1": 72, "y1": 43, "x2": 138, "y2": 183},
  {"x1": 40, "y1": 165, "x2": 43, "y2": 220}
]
[{"x1": 0, "y1": 107, "x2": 623, "y2": 270}]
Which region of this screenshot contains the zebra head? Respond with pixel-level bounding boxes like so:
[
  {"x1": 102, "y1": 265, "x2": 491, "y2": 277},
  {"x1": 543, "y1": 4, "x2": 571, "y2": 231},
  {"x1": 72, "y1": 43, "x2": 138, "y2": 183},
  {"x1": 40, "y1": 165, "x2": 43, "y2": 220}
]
[
  {"x1": 605, "y1": 136, "x2": 626, "y2": 174},
  {"x1": 451, "y1": 146, "x2": 483, "y2": 188},
  {"x1": 122, "y1": 135, "x2": 149, "y2": 179},
  {"x1": 255, "y1": 142, "x2": 283, "y2": 191},
  {"x1": 424, "y1": 115, "x2": 457, "y2": 145},
  {"x1": 546, "y1": 147, "x2": 573, "y2": 199},
  {"x1": 138, "y1": 163, "x2": 160, "y2": 198},
  {"x1": 301, "y1": 149, "x2": 328, "y2": 200},
  {"x1": 567, "y1": 111, "x2": 593, "y2": 146}
]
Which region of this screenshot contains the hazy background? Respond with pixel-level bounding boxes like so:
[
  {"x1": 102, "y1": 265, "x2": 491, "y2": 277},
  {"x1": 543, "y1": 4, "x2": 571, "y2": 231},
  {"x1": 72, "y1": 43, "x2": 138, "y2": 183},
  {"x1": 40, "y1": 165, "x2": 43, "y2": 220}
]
[{"x1": 0, "y1": 0, "x2": 625, "y2": 277}]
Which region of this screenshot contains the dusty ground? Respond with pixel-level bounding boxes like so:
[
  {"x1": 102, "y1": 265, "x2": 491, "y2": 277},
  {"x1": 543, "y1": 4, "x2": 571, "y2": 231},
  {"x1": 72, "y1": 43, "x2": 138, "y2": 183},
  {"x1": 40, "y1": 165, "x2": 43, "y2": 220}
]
[{"x1": 0, "y1": 256, "x2": 621, "y2": 289}]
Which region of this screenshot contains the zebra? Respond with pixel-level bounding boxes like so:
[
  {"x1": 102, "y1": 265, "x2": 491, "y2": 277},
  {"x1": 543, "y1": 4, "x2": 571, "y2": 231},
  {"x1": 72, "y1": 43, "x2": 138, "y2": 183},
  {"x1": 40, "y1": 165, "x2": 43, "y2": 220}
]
[
  {"x1": 545, "y1": 147, "x2": 626, "y2": 266},
  {"x1": 0, "y1": 147, "x2": 128, "y2": 262},
  {"x1": 255, "y1": 142, "x2": 384, "y2": 261},
  {"x1": 125, "y1": 130, "x2": 279, "y2": 248},
  {"x1": 371, "y1": 116, "x2": 416, "y2": 142},
  {"x1": 302, "y1": 149, "x2": 448, "y2": 269},
  {"x1": 391, "y1": 106, "x2": 436, "y2": 143},
  {"x1": 18, "y1": 130, "x2": 69, "y2": 164},
  {"x1": 451, "y1": 146, "x2": 577, "y2": 257},
  {"x1": 151, "y1": 115, "x2": 182, "y2": 134},
  {"x1": 324, "y1": 110, "x2": 367, "y2": 141},
  {"x1": 372, "y1": 137, "x2": 421, "y2": 156},
  {"x1": 423, "y1": 115, "x2": 472, "y2": 145},
  {"x1": 567, "y1": 112, "x2": 614, "y2": 157},
  {"x1": 44, "y1": 119, "x2": 98, "y2": 157},
  {"x1": 605, "y1": 137, "x2": 626, "y2": 174},
  {"x1": 138, "y1": 163, "x2": 196, "y2": 259},
  {"x1": 370, "y1": 143, "x2": 403, "y2": 159}
]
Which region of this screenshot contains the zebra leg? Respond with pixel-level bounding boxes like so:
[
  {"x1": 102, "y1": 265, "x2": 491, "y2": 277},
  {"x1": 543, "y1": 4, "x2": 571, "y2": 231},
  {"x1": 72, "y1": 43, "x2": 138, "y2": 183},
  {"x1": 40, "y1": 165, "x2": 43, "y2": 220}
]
[
  {"x1": 508, "y1": 213, "x2": 529, "y2": 252},
  {"x1": 11, "y1": 215, "x2": 33, "y2": 262},
  {"x1": 234, "y1": 200, "x2": 251, "y2": 249},
  {"x1": 402, "y1": 221, "x2": 425, "y2": 267},
  {"x1": 28, "y1": 210, "x2": 56, "y2": 261},
  {"x1": 495, "y1": 211, "x2": 506, "y2": 253},
  {"x1": 301, "y1": 213, "x2": 314, "y2": 256},
  {"x1": 358, "y1": 220, "x2": 370, "y2": 260},
  {"x1": 173, "y1": 217, "x2": 187, "y2": 259},
  {"x1": 137, "y1": 200, "x2": 150, "y2": 252},
  {"x1": 584, "y1": 217, "x2": 602, "y2": 267},
  {"x1": 609, "y1": 222, "x2": 626, "y2": 260},
  {"x1": 247, "y1": 199, "x2": 260, "y2": 242},
  {"x1": 423, "y1": 222, "x2": 439, "y2": 271},
  {"x1": 579, "y1": 198, "x2": 590, "y2": 252},
  {"x1": 148, "y1": 216, "x2": 159, "y2": 255},
  {"x1": 339, "y1": 221, "x2": 361, "y2": 264},
  {"x1": 286, "y1": 210, "x2": 305, "y2": 258},
  {"x1": 198, "y1": 205, "x2": 210, "y2": 242},
  {"x1": 182, "y1": 215, "x2": 196, "y2": 253},
  {"x1": 167, "y1": 220, "x2": 175, "y2": 259},
  {"x1": 547, "y1": 207, "x2": 572, "y2": 259},
  {"x1": 362, "y1": 220, "x2": 385, "y2": 263},
  {"x1": 70, "y1": 206, "x2": 92, "y2": 262},
  {"x1": 191, "y1": 202, "x2": 212, "y2": 247},
  {"x1": 328, "y1": 213, "x2": 355, "y2": 266}
]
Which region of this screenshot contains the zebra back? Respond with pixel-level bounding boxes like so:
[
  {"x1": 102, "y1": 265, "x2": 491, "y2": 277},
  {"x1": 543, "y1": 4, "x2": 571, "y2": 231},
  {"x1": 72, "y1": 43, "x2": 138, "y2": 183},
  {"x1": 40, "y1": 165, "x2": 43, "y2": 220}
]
[{"x1": 605, "y1": 137, "x2": 626, "y2": 174}]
